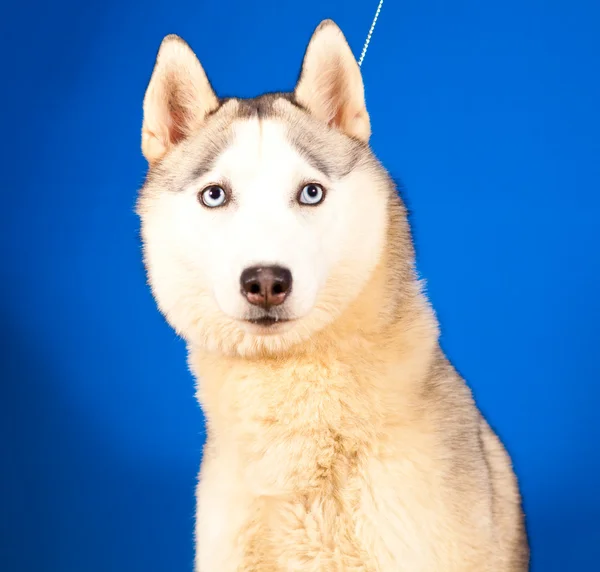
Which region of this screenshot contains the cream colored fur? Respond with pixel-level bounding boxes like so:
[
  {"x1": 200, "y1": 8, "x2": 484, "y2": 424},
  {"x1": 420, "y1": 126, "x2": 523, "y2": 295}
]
[{"x1": 138, "y1": 20, "x2": 529, "y2": 572}]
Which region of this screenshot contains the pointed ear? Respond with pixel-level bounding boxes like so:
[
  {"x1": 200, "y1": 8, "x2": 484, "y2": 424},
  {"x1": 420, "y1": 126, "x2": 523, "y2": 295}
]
[
  {"x1": 294, "y1": 20, "x2": 370, "y2": 142},
  {"x1": 142, "y1": 35, "x2": 219, "y2": 165}
]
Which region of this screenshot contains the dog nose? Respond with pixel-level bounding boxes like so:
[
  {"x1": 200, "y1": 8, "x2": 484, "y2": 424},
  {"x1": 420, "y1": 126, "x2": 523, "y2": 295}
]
[{"x1": 240, "y1": 266, "x2": 292, "y2": 308}]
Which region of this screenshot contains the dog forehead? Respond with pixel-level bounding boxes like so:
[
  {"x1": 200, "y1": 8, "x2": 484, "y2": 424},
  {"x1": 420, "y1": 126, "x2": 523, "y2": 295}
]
[{"x1": 214, "y1": 119, "x2": 308, "y2": 179}]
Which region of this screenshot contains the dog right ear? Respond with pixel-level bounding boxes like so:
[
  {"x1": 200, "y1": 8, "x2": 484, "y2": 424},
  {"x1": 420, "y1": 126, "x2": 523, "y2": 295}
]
[{"x1": 142, "y1": 35, "x2": 219, "y2": 165}]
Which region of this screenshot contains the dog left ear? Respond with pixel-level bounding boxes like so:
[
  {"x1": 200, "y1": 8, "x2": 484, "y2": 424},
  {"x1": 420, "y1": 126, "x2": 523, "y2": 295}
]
[
  {"x1": 142, "y1": 35, "x2": 219, "y2": 165},
  {"x1": 295, "y1": 20, "x2": 370, "y2": 142}
]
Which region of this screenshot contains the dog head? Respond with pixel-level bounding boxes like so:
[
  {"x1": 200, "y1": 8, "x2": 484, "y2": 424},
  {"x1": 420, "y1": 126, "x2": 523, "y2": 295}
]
[{"x1": 138, "y1": 20, "x2": 402, "y2": 357}]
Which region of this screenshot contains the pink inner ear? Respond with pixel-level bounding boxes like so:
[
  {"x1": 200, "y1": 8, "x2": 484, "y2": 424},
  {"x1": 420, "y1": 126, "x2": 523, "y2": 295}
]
[
  {"x1": 325, "y1": 59, "x2": 349, "y2": 128},
  {"x1": 328, "y1": 94, "x2": 350, "y2": 130},
  {"x1": 164, "y1": 77, "x2": 195, "y2": 145},
  {"x1": 167, "y1": 104, "x2": 188, "y2": 145},
  {"x1": 166, "y1": 90, "x2": 188, "y2": 145}
]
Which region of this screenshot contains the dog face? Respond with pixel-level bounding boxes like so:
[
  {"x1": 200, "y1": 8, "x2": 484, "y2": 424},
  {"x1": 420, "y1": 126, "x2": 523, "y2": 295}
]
[{"x1": 138, "y1": 21, "x2": 392, "y2": 356}]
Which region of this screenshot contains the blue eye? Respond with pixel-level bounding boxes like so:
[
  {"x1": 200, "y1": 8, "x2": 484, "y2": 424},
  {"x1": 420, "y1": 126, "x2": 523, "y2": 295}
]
[
  {"x1": 298, "y1": 183, "x2": 325, "y2": 206},
  {"x1": 199, "y1": 185, "x2": 227, "y2": 208}
]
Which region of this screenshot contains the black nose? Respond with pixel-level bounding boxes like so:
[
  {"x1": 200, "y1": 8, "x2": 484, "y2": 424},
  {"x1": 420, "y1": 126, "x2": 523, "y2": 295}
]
[{"x1": 240, "y1": 266, "x2": 292, "y2": 309}]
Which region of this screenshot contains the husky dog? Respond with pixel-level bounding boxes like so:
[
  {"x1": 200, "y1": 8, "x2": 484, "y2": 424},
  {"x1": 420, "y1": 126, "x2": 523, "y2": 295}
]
[{"x1": 137, "y1": 19, "x2": 529, "y2": 572}]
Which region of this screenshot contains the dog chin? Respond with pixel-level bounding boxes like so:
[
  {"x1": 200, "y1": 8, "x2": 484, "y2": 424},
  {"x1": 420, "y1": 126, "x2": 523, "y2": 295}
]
[{"x1": 221, "y1": 317, "x2": 306, "y2": 359}]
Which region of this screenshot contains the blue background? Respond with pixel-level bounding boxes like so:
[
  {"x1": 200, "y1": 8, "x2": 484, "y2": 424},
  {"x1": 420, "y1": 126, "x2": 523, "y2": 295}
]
[{"x1": 1, "y1": 0, "x2": 599, "y2": 570}]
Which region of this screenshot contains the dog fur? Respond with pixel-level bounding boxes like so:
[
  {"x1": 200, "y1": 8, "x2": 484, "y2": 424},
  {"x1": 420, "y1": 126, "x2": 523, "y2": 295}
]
[{"x1": 137, "y1": 20, "x2": 529, "y2": 571}]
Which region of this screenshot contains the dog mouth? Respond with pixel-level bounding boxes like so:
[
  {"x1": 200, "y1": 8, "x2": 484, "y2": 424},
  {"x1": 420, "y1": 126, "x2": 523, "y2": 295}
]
[
  {"x1": 247, "y1": 315, "x2": 290, "y2": 327},
  {"x1": 240, "y1": 310, "x2": 295, "y2": 333}
]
